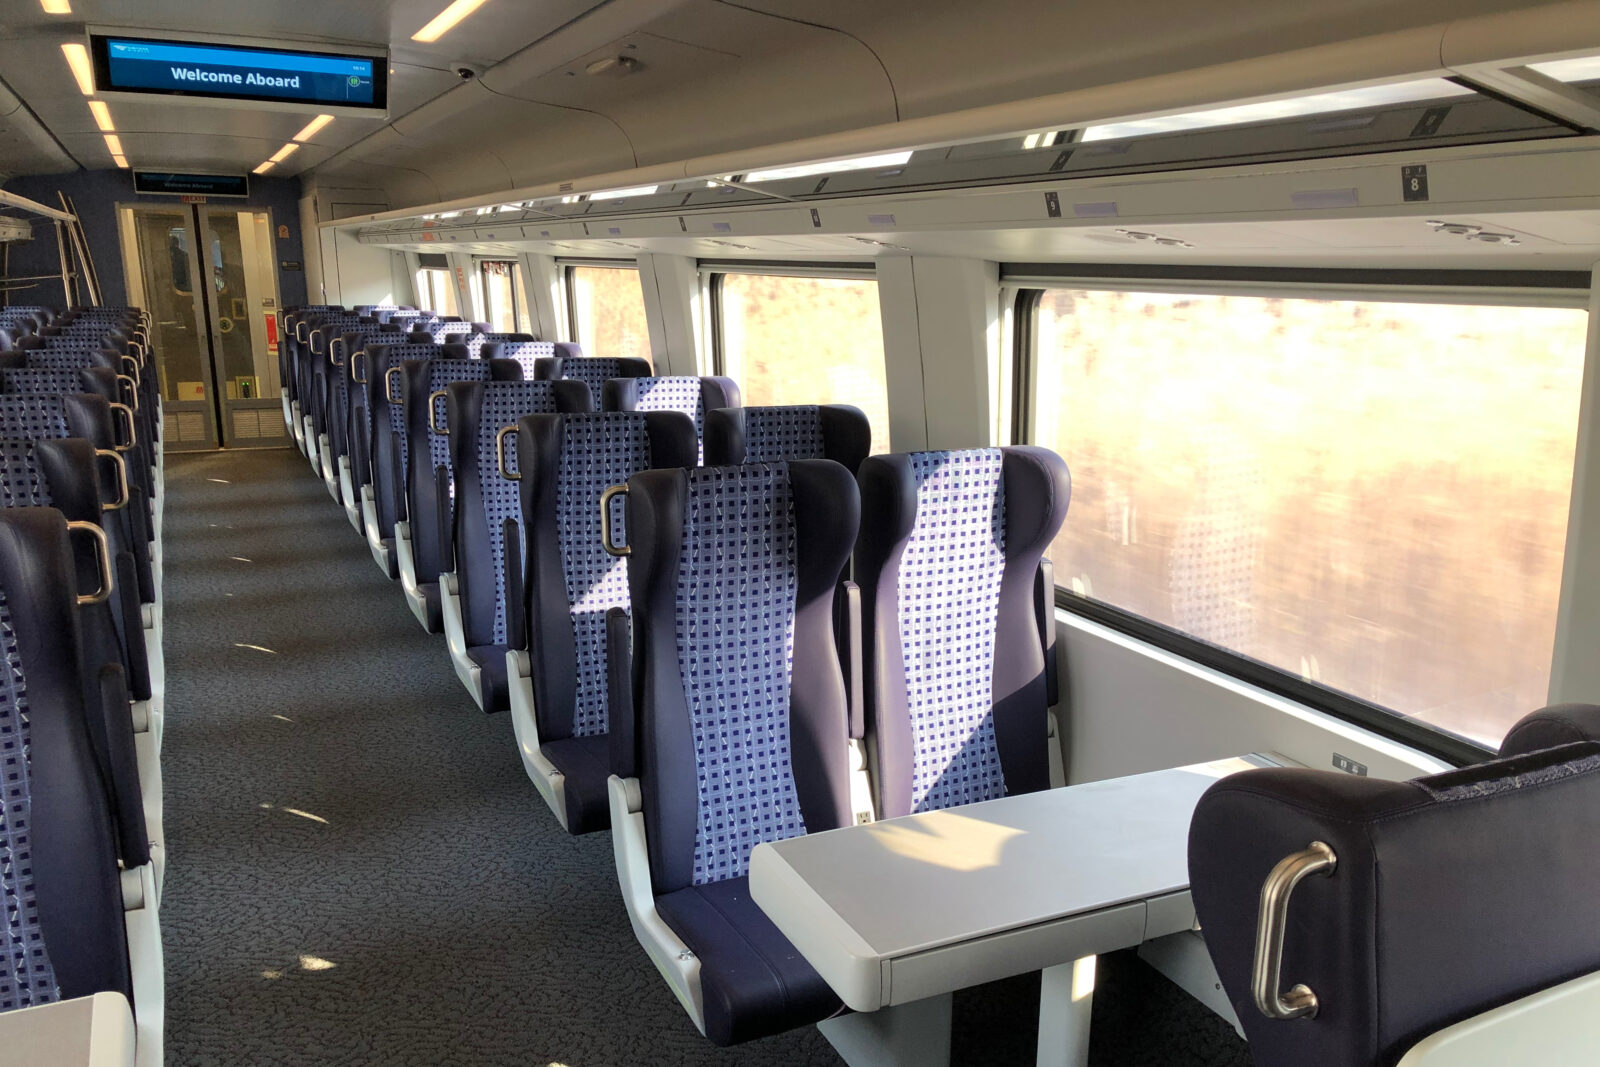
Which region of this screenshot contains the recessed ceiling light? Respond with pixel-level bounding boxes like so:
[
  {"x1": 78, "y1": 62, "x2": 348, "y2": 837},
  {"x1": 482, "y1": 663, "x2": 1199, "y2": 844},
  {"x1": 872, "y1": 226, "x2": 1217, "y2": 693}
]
[
  {"x1": 253, "y1": 161, "x2": 276, "y2": 175},
  {"x1": 292, "y1": 114, "x2": 334, "y2": 142},
  {"x1": 112, "y1": 154, "x2": 129, "y2": 169},
  {"x1": 61, "y1": 42, "x2": 94, "y2": 96},
  {"x1": 588, "y1": 185, "x2": 658, "y2": 201},
  {"x1": 103, "y1": 133, "x2": 123, "y2": 156},
  {"x1": 744, "y1": 151, "x2": 913, "y2": 183},
  {"x1": 412, "y1": 0, "x2": 490, "y2": 43},
  {"x1": 88, "y1": 100, "x2": 114, "y2": 132},
  {"x1": 40, "y1": 0, "x2": 71, "y2": 14},
  {"x1": 269, "y1": 142, "x2": 299, "y2": 164}
]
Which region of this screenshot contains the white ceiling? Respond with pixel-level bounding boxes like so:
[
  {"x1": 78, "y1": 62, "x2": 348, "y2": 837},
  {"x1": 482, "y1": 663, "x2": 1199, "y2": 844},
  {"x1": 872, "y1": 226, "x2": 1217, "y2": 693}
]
[{"x1": 0, "y1": 0, "x2": 615, "y2": 178}]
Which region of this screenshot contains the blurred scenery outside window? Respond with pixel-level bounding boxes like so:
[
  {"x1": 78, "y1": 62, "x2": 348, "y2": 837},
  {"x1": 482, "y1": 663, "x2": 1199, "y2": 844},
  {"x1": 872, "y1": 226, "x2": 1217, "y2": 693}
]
[
  {"x1": 718, "y1": 273, "x2": 891, "y2": 453},
  {"x1": 569, "y1": 265, "x2": 651, "y2": 364},
  {"x1": 1033, "y1": 287, "x2": 1588, "y2": 746}
]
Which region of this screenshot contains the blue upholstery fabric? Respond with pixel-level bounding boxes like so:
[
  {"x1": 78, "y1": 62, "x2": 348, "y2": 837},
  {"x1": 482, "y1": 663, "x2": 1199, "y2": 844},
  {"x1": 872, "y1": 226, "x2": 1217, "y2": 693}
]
[
  {"x1": 2, "y1": 369, "x2": 85, "y2": 397},
  {"x1": 0, "y1": 592, "x2": 59, "y2": 1011},
  {"x1": 655, "y1": 877, "x2": 841, "y2": 1047},
  {"x1": 898, "y1": 449, "x2": 1009, "y2": 813},
  {"x1": 425, "y1": 360, "x2": 493, "y2": 477},
  {"x1": 554, "y1": 357, "x2": 631, "y2": 396},
  {"x1": 630, "y1": 377, "x2": 705, "y2": 436},
  {"x1": 473, "y1": 382, "x2": 561, "y2": 646},
  {"x1": 677, "y1": 464, "x2": 806, "y2": 885},
  {"x1": 557, "y1": 414, "x2": 650, "y2": 736},
  {"x1": 0, "y1": 444, "x2": 49, "y2": 507},
  {"x1": 492, "y1": 341, "x2": 559, "y2": 378},
  {"x1": 0, "y1": 398, "x2": 69, "y2": 440},
  {"x1": 740, "y1": 406, "x2": 824, "y2": 464}
]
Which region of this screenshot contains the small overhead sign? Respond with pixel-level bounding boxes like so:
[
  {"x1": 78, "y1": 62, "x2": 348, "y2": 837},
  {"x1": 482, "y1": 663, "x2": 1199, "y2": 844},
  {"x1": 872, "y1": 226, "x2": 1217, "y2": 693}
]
[{"x1": 134, "y1": 171, "x2": 249, "y2": 198}]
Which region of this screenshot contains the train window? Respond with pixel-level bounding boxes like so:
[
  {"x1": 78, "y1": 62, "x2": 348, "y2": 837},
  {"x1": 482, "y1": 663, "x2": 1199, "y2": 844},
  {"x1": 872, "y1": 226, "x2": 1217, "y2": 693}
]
[
  {"x1": 479, "y1": 259, "x2": 524, "y2": 333},
  {"x1": 565, "y1": 264, "x2": 650, "y2": 363},
  {"x1": 415, "y1": 266, "x2": 458, "y2": 316},
  {"x1": 1023, "y1": 285, "x2": 1589, "y2": 748},
  {"x1": 712, "y1": 271, "x2": 891, "y2": 452}
]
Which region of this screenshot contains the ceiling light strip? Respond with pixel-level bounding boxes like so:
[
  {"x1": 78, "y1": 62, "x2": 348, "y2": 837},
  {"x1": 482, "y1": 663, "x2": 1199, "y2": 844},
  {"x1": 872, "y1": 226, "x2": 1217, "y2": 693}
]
[
  {"x1": 269, "y1": 142, "x2": 300, "y2": 164},
  {"x1": 61, "y1": 42, "x2": 94, "y2": 95},
  {"x1": 412, "y1": 0, "x2": 491, "y2": 44},
  {"x1": 293, "y1": 114, "x2": 334, "y2": 143},
  {"x1": 88, "y1": 100, "x2": 114, "y2": 132}
]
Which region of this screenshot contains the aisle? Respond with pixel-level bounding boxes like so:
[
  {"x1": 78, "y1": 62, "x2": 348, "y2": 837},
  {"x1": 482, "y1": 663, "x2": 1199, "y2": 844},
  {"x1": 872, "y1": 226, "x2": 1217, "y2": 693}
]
[
  {"x1": 154, "y1": 447, "x2": 1245, "y2": 1066},
  {"x1": 156, "y1": 448, "x2": 840, "y2": 1066}
]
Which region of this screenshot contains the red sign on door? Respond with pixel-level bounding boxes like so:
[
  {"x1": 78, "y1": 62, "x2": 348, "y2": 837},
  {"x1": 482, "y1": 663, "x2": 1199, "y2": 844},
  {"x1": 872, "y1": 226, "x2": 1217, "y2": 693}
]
[{"x1": 265, "y1": 314, "x2": 278, "y2": 354}]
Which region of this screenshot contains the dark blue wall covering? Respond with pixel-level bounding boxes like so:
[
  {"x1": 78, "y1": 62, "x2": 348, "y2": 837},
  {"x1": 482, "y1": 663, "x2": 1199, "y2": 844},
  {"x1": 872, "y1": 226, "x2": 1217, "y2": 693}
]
[{"x1": 1, "y1": 169, "x2": 306, "y2": 310}]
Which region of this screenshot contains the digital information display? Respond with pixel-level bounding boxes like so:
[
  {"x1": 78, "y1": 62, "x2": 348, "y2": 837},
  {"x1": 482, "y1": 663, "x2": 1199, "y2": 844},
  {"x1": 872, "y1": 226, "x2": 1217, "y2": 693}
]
[
  {"x1": 133, "y1": 172, "x2": 250, "y2": 198},
  {"x1": 90, "y1": 35, "x2": 386, "y2": 111}
]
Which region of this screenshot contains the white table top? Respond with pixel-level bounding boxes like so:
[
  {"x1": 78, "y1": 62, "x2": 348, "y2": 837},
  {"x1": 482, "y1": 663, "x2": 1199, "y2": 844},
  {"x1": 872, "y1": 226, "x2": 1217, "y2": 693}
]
[
  {"x1": 0, "y1": 992, "x2": 136, "y2": 1067},
  {"x1": 749, "y1": 755, "x2": 1272, "y2": 1011}
]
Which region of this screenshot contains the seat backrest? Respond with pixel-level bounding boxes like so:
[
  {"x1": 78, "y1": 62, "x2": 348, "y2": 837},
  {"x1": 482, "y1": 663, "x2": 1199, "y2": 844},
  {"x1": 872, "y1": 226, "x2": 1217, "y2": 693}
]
[
  {"x1": 1498, "y1": 702, "x2": 1600, "y2": 757},
  {"x1": 1189, "y1": 744, "x2": 1600, "y2": 1067},
  {"x1": 625, "y1": 460, "x2": 858, "y2": 893},
  {"x1": 490, "y1": 340, "x2": 580, "y2": 377},
  {"x1": 2, "y1": 367, "x2": 96, "y2": 397},
  {"x1": 467, "y1": 332, "x2": 535, "y2": 358},
  {"x1": 0, "y1": 507, "x2": 132, "y2": 1005},
  {"x1": 445, "y1": 379, "x2": 593, "y2": 649},
  {"x1": 403, "y1": 357, "x2": 522, "y2": 579},
  {"x1": 855, "y1": 447, "x2": 1071, "y2": 817},
  {"x1": 516, "y1": 411, "x2": 697, "y2": 741},
  {"x1": 359, "y1": 341, "x2": 462, "y2": 533},
  {"x1": 534, "y1": 354, "x2": 647, "y2": 396},
  {"x1": 704, "y1": 404, "x2": 872, "y2": 474},
  {"x1": 603, "y1": 376, "x2": 740, "y2": 464}
]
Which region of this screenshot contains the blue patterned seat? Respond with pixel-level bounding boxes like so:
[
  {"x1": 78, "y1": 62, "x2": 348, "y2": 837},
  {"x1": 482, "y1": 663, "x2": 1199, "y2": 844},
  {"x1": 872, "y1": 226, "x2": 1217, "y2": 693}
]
[
  {"x1": 485, "y1": 339, "x2": 581, "y2": 377},
  {"x1": 603, "y1": 376, "x2": 740, "y2": 464},
  {"x1": 440, "y1": 379, "x2": 593, "y2": 712},
  {"x1": 533, "y1": 354, "x2": 648, "y2": 397},
  {"x1": 855, "y1": 447, "x2": 1071, "y2": 817},
  {"x1": 0, "y1": 395, "x2": 156, "y2": 609},
  {"x1": 0, "y1": 507, "x2": 134, "y2": 1011},
  {"x1": 703, "y1": 404, "x2": 872, "y2": 475},
  {"x1": 0, "y1": 441, "x2": 152, "y2": 873},
  {"x1": 506, "y1": 410, "x2": 697, "y2": 831},
  {"x1": 462, "y1": 332, "x2": 534, "y2": 358},
  {"x1": 396, "y1": 355, "x2": 521, "y2": 632},
  {"x1": 612, "y1": 459, "x2": 858, "y2": 1045}
]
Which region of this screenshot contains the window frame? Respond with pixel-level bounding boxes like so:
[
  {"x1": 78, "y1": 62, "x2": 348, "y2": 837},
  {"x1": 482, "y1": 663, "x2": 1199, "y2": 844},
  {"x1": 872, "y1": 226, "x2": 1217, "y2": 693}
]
[
  {"x1": 1009, "y1": 264, "x2": 1593, "y2": 766},
  {"x1": 476, "y1": 257, "x2": 523, "y2": 333},
  {"x1": 700, "y1": 260, "x2": 880, "y2": 377},
  {"x1": 559, "y1": 258, "x2": 641, "y2": 348}
]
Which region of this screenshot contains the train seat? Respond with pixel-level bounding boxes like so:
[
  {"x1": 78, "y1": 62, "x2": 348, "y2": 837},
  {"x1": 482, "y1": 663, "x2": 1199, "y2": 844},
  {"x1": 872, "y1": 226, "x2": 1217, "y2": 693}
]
[
  {"x1": 304, "y1": 315, "x2": 370, "y2": 477},
  {"x1": 609, "y1": 459, "x2": 857, "y2": 1045},
  {"x1": 353, "y1": 339, "x2": 458, "y2": 579},
  {"x1": 483, "y1": 339, "x2": 581, "y2": 376},
  {"x1": 602, "y1": 376, "x2": 741, "y2": 464},
  {"x1": 329, "y1": 326, "x2": 400, "y2": 524},
  {"x1": 1189, "y1": 740, "x2": 1600, "y2": 1067},
  {"x1": 463, "y1": 332, "x2": 534, "y2": 357},
  {"x1": 855, "y1": 447, "x2": 1072, "y2": 818},
  {"x1": 532, "y1": 354, "x2": 647, "y2": 396},
  {"x1": 0, "y1": 440, "x2": 160, "y2": 896},
  {"x1": 703, "y1": 403, "x2": 872, "y2": 473},
  {"x1": 419, "y1": 320, "x2": 488, "y2": 343},
  {"x1": 0, "y1": 507, "x2": 161, "y2": 1067},
  {"x1": 396, "y1": 355, "x2": 522, "y2": 632},
  {"x1": 504, "y1": 409, "x2": 696, "y2": 830},
  {"x1": 1497, "y1": 702, "x2": 1600, "y2": 757},
  {"x1": 439, "y1": 378, "x2": 592, "y2": 711}
]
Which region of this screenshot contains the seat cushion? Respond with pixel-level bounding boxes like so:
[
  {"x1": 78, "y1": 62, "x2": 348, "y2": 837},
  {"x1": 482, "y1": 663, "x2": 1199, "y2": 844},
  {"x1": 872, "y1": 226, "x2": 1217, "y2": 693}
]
[
  {"x1": 655, "y1": 877, "x2": 842, "y2": 1046},
  {"x1": 465, "y1": 644, "x2": 510, "y2": 713},
  {"x1": 540, "y1": 734, "x2": 612, "y2": 834}
]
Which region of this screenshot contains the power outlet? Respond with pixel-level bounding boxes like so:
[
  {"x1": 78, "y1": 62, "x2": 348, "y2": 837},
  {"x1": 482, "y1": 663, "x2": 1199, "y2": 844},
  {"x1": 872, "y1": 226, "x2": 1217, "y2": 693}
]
[{"x1": 1332, "y1": 753, "x2": 1369, "y2": 776}]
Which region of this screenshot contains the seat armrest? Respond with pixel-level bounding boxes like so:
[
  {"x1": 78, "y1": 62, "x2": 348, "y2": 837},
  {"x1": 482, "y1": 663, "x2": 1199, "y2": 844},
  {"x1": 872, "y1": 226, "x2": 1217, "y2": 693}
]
[
  {"x1": 1036, "y1": 559, "x2": 1059, "y2": 706},
  {"x1": 96, "y1": 664, "x2": 151, "y2": 868},
  {"x1": 836, "y1": 580, "x2": 863, "y2": 740},
  {"x1": 607, "y1": 607, "x2": 636, "y2": 779}
]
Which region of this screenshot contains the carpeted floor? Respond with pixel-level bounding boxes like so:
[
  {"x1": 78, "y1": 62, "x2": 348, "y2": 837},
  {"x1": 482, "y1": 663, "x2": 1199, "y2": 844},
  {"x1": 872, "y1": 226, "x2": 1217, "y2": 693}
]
[{"x1": 158, "y1": 446, "x2": 1252, "y2": 1066}]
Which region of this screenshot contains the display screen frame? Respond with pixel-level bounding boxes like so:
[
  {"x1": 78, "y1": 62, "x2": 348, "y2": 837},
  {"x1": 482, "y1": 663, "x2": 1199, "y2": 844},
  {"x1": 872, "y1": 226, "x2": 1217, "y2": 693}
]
[
  {"x1": 132, "y1": 172, "x2": 251, "y2": 198},
  {"x1": 88, "y1": 31, "x2": 389, "y2": 115}
]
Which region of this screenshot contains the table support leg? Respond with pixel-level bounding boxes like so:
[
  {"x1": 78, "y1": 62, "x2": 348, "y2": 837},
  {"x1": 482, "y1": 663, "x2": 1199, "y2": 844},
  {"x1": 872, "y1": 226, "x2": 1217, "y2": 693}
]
[
  {"x1": 817, "y1": 993, "x2": 953, "y2": 1067},
  {"x1": 1037, "y1": 955, "x2": 1096, "y2": 1067}
]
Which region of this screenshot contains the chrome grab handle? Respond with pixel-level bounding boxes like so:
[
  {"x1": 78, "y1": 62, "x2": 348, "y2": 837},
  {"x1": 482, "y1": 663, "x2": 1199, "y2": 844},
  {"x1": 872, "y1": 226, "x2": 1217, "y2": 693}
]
[
  {"x1": 428, "y1": 389, "x2": 449, "y2": 435},
  {"x1": 330, "y1": 341, "x2": 346, "y2": 368},
  {"x1": 94, "y1": 449, "x2": 129, "y2": 511},
  {"x1": 352, "y1": 352, "x2": 368, "y2": 384},
  {"x1": 108, "y1": 402, "x2": 137, "y2": 452},
  {"x1": 496, "y1": 425, "x2": 520, "y2": 481},
  {"x1": 1252, "y1": 841, "x2": 1338, "y2": 1020},
  {"x1": 600, "y1": 484, "x2": 630, "y2": 557},
  {"x1": 66, "y1": 520, "x2": 113, "y2": 605},
  {"x1": 384, "y1": 366, "x2": 403, "y2": 404},
  {"x1": 114, "y1": 373, "x2": 138, "y2": 408},
  {"x1": 119, "y1": 354, "x2": 141, "y2": 387}
]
